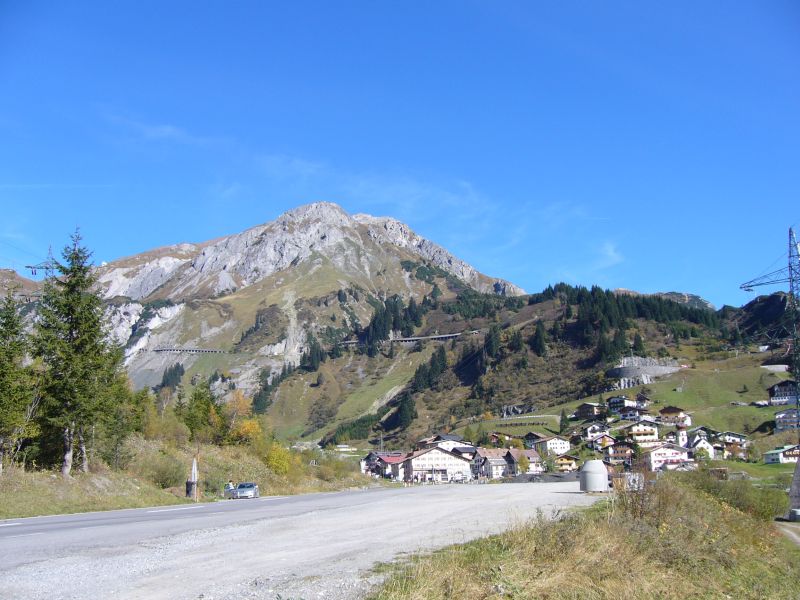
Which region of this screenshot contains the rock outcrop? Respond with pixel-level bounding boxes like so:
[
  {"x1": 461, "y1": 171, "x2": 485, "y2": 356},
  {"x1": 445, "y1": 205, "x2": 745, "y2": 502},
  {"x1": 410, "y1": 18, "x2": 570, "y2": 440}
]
[{"x1": 96, "y1": 202, "x2": 524, "y2": 302}]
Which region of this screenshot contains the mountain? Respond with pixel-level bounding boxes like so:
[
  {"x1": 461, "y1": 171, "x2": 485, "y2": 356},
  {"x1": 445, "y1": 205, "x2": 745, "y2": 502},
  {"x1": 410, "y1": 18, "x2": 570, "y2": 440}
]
[
  {"x1": 614, "y1": 288, "x2": 715, "y2": 311},
  {"x1": 96, "y1": 203, "x2": 523, "y2": 302},
  {"x1": 0, "y1": 268, "x2": 40, "y2": 298},
  {"x1": 94, "y1": 202, "x2": 523, "y2": 390},
  {"x1": 4, "y1": 205, "x2": 740, "y2": 447},
  {"x1": 725, "y1": 292, "x2": 790, "y2": 342}
]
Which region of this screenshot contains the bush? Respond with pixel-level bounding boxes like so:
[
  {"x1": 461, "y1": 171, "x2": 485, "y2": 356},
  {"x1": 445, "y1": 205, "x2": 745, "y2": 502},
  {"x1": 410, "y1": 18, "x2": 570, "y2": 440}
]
[
  {"x1": 265, "y1": 442, "x2": 291, "y2": 475},
  {"x1": 678, "y1": 469, "x2": 788, "y2": 520},
  {"x1": 142, "y1": 452, "x2": 186, "y2": 489}
]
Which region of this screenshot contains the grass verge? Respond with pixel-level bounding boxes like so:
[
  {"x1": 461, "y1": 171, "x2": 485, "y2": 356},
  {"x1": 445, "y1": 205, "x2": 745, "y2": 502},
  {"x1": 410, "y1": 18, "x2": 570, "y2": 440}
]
[
  {"x1": 0, "y1": 467, "x2": 189, "y2": 519},
  {"x1": 369, "y1": 473, "x2": 800, "y2": 599},
  {"x1": 0, "y1": 435, "x2": 372, "y2": 519}
]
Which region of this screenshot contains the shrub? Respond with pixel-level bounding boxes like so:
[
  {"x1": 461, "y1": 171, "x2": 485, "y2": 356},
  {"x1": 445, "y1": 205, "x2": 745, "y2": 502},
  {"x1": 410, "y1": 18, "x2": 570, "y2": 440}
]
[
  {"x1": 678, "y1": 469, "x2": 788, "y2": 520},
  {"x1": 142, "y1": 452, "x2": 186, "y2": 489},
  {"x1": 265, "y1": 442, "x2": 291, "y2": 475}
]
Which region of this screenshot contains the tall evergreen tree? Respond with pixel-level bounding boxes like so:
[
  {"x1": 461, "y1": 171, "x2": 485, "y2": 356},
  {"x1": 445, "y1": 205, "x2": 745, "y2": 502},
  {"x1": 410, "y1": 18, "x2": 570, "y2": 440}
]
[
  {"x1": 0, "y1": 290, "x2": 32, "y2": 474},
  {"x1": 531, "y1": 320, "x2": 548, "y2": 357},
  {"x1": 484, "y1": 325, "x2": 501, "y2": 359},
  {"x1": 612, "y1": 328, "x2": 628, "y2": 357},
  {"x1": 632, "y1": 332, "x2": 646, "y2": 356},
  {"x1": 508, "y1": 329, "x2": 524, "y2": 353},
  {"x1": 395, "y1": 393, "x2": 417, "y2": 429},
  {"x1": 34, "y1": 233, "x2": 124, "y2": 477},
  {"x1": 559, "y1": 408, "x2": 569, "y2": 434}
]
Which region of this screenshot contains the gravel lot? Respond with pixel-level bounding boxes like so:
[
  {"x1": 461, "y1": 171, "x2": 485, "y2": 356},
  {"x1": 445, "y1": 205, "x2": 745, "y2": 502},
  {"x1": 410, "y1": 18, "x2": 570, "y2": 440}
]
[{"x1": 1, "y1": 481, "x2": 596, "y2": 600}]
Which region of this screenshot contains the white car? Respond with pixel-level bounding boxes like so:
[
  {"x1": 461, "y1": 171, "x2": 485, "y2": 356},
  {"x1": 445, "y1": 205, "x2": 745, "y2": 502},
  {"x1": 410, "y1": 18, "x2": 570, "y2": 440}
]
[{"x1": 231, "y1": 482, "x2": 260, "y2": 499}]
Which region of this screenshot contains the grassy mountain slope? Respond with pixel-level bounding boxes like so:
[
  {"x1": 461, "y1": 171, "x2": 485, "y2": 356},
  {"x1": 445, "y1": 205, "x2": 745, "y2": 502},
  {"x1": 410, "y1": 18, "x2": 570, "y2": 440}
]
[{"x1": 255, "y1": 284, "x2": 754, "y2": 447}]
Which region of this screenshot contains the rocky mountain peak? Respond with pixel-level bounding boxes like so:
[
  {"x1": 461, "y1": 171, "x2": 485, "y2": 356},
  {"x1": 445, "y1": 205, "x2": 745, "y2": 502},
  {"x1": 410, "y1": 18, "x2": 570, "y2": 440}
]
[
  {"x1": 95, "y1": 202, "x2": 523, "y2": 302},
  {"x1": 278, "y1": 201, "x2": 351, "y2": 227}
]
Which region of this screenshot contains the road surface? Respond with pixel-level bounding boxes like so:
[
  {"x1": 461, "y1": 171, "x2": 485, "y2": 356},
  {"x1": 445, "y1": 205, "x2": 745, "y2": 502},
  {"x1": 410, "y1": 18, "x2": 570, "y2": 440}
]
[{"x1": 0, "y1": 481, "x2": 597, "y2": 599}]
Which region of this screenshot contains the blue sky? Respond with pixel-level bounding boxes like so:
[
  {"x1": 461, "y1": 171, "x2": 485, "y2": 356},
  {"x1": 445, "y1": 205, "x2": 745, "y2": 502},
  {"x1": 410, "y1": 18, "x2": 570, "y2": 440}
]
[{"x1": 1, "y1": 2, "x2": 798, "y2": 308}]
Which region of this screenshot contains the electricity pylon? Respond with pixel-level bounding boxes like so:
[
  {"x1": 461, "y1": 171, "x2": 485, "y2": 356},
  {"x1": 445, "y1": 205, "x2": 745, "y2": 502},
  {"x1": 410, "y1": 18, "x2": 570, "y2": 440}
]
[{"x1": 741, "y1": 227, "x2": 800, "y2": 517}]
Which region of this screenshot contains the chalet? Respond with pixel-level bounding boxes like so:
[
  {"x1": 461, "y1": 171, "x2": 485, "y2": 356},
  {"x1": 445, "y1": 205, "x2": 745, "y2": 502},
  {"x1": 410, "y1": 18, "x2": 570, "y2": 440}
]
[
  {"x1": 658, "y1": 406, "x2": 692, "y2": 427},
  {"x1": 507, "y1": 448, "x2": 545, "y2": 475},
  {"x1": 604, "y1": 441, "x2": 635, "y2": 465},
  {"x1": 635, "y1": 393, "x2": 651, "y2": 409},
  {"x1": 361, "y1": 451, "x2": 407, "y2": 479},
  {"x1": 688, "y1": 437, "x2": 715, "y2": 460},
  {"x1": 776, "y1": 408, "x2": 800, "y2": 432},
  {"x1": 607, "y1": 395, "x2": 637, "y2": 414},
  {"x1": 768, "y1": 380, "x2": 798, "y2": 406},
  {"x1": 553, "y1": 454, "x2": 580, "y2": 472},
  {"x1": 715, "y1": 431, "x2": 748, "y2": 446},
  {"x1": 606, "y1": 396, "x2": 637, "y2": 414},
  {"x1": 486, "y1": 457, "x2": 510, "y2": 479},
  {"x1": 489, "y1": 432, "x2": 523, "y2": 447},
  {"x1": 619, "y1": 406, "x2": 650, "y2": 422},
  {"x1": 589, "y1": 433, "x2": 617, "y2": 452},
  {"x1": 570, "y1": 422, "x2": 610, "y2": 443},
  {"x1": 533, "y1": 435, "x2": 571, "y2": 457},
  {"x1": 473, "y1": 448, "x2": 512, "y2": 479},
  {"x1": 763, "y1": 445, "x2": 800, "y2": 464},
  {"x1": 687, "y1": 425, "x2": 717, "y2": 441},
  {"x1": 403, "y1": 446, "x2": 472, "y2": 483},
  {"x1": 575, "y1": 402, "x2": 605, "y2": 420},
  {"x1": 415, "y1": 433, "x2": 468, "y2": 452},
  {"x1": 718, "y1": 441, "x2": 748, "y2": 461},
  {"x1": 450, "y1": 446, "x2": 478, "y2": 460},
  {"x1": 618, "y1": 422, "x2": 659, "y2": 444},
  {"x1": 644, "y1": 443, "x2": 692, "y2": 471},
  {"x1": 523, "y1": 431, "x2": 546, "y2": 448}
]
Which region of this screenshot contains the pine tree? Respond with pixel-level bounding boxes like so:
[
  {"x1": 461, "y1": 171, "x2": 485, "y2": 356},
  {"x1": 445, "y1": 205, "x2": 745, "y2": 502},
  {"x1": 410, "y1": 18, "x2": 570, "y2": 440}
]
[
  {"x1": 559, "y1": 409, "x2": 569, "y2": 434},
  {"x1": 395, "y1": 393, "x2": 417, "y2": 428},
  {"x1": 531, "y1": 321, "x2": 548, "y2": 357},
  {"x1": 484, "y1": 325, "x2": 501, "y2": 359},
  {"x1": 632, "y1": 332, "x2": 646, "y2": 356},
  {"x1": 34, "y1": 233, "x2": 124, "y2": 477},
  {"x1": 0, "y1": 290, "x2": 32, "y2": 474},
  {"x1": 612, "y1": 328, "x2": 628, "y2": 357},
  {"x1": 508, "y1": 329, "x2": 523, "y2": 353},
  {"x1": 183, "y1": 383, "x2": 222, "y2": 443}
]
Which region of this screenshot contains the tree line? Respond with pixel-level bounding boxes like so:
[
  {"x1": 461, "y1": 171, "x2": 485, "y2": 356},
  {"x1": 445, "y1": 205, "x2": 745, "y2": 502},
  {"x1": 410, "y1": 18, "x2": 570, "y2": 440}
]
[{"x1": 0, "y1": 234, "x2": 274, "y2": 478}]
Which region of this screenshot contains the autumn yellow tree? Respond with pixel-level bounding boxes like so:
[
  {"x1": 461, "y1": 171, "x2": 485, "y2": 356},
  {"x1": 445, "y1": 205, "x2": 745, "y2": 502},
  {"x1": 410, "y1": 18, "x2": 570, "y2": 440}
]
[{"x1": 224, "y1": 390, "x2": 252, "y2": 431}]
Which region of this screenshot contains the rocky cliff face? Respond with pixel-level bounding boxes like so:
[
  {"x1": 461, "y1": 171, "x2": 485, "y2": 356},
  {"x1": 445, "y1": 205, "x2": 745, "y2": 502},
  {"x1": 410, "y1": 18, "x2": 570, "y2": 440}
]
[
  {"x1": 90, "y1": 202, "x2": 524, "y2": 391},
  {"x1": 96, "y1": 202, "x2": 524, "y2": 303}
]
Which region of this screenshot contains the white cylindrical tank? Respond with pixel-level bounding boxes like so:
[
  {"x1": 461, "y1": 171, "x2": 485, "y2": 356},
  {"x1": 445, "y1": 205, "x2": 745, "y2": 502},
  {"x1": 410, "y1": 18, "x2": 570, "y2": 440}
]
[{"x1": 579, "y1": 459, "x2": 609, "y2": 492}]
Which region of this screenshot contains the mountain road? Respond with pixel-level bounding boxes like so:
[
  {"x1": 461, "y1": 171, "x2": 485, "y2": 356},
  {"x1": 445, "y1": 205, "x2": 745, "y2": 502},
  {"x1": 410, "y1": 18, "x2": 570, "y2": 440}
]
[{"x1": 0, "y1": 481, "x2": 597, "y2": 600}]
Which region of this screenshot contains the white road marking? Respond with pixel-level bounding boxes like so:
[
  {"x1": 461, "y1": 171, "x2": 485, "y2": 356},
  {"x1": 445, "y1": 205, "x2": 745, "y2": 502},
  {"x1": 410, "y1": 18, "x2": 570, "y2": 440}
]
[
  {"x1": 146, "y1": 506, "x2": 203, "y2": 514},
  {"x1": 259, "y1": 496, "x2": 287, "y2": 501},
  {"x1": 0, "y1": 523, "x2": 21, "y2": 527},
  {"x1": 6, "y1": 532, "x2": 43, "y2": 538}
]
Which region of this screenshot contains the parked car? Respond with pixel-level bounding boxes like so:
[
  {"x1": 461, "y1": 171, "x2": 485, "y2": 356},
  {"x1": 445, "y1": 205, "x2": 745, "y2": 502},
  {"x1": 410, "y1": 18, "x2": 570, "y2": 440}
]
[{"x1": 231, "y1": 482, "x2": 260, "y2": 499}]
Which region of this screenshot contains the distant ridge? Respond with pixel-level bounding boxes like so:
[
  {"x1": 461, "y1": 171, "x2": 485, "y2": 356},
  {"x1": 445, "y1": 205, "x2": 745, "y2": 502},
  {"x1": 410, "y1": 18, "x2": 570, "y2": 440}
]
[{"x1": 613, "y1": 288, "x2": 715, "y2": 311}]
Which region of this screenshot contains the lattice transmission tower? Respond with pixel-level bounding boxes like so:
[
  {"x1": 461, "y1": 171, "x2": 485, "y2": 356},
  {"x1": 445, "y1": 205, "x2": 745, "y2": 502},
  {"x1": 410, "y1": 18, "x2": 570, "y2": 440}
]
[{"x1": 740, "y1": 228, "x2": 800, "y2": 516}]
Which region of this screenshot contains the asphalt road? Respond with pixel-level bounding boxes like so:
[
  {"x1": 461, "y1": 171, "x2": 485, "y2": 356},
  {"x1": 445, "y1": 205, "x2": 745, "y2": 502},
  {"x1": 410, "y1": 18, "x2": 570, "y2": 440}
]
[{"x1": 0, "y1": 481, "x2": 597, "y2": 600}]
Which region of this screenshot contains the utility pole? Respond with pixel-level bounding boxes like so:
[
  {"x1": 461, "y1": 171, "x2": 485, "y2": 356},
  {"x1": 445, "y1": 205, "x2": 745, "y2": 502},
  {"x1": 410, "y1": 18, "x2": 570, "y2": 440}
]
[
  {"x1": 25, "y1": 247, "x2": 57, "y2": 279},
  {"x1": 740, "y1": 228, "x2": 800, "y2": 517}
]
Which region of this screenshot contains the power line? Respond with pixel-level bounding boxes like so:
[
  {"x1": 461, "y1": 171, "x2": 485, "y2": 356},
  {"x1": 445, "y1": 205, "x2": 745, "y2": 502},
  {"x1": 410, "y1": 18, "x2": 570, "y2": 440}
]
[{"x1": 0, "y1": 237, "x2": 48, "y2": 262}]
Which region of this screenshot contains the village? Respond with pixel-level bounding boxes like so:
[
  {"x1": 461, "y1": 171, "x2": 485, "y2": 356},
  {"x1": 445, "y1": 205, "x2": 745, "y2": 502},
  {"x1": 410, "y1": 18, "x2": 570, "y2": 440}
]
[{"x1": 361, "y1": 379, "x2": 800, "y2": 483}]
